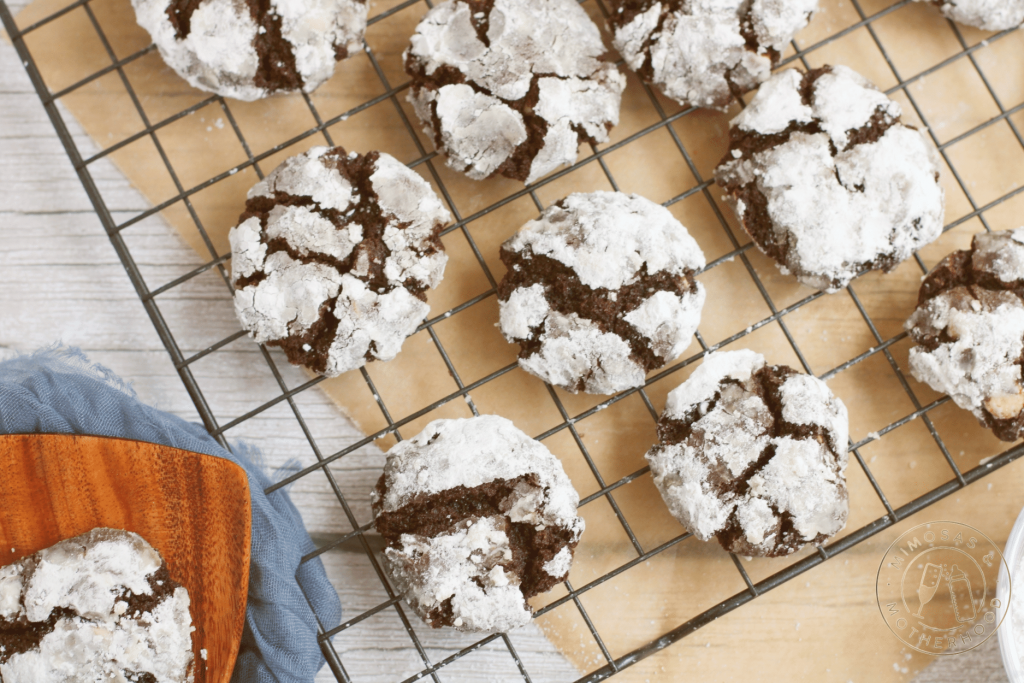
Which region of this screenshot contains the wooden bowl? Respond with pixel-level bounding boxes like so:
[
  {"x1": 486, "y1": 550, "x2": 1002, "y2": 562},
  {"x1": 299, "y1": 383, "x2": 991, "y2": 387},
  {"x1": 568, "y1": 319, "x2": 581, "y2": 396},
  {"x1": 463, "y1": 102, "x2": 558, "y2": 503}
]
[{"x1": 0, "y1": 434, "x2": 251, "y2": 683}]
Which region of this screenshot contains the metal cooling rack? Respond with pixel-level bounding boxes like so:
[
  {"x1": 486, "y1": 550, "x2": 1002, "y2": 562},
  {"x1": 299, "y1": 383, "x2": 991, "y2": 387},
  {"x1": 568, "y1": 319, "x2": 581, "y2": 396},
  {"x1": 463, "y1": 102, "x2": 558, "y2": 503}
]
[{"x1": 3, "y1": 0, "x2": 1024, "y2": 679}]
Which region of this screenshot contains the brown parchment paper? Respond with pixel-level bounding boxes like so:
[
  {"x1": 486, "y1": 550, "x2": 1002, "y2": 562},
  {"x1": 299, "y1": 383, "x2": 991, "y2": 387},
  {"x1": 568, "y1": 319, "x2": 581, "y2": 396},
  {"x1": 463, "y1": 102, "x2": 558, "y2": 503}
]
[{"x1": 10, "y1": 0, "x2": 1024, "y2": 679}]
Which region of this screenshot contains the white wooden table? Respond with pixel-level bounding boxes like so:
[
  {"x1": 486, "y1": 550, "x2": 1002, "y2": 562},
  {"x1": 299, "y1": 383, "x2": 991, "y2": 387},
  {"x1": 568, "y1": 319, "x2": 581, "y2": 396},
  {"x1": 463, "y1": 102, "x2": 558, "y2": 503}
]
[{"x1": 0, "y1": 20, "x2": 1011, "y2": 682}]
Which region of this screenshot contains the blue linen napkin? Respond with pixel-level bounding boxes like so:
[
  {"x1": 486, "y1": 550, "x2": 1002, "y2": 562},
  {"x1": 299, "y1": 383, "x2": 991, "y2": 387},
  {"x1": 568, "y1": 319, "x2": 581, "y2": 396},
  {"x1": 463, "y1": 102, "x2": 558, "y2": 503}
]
[{"x1": 0, "y1": 345, "x2": 342, "y2": 683}]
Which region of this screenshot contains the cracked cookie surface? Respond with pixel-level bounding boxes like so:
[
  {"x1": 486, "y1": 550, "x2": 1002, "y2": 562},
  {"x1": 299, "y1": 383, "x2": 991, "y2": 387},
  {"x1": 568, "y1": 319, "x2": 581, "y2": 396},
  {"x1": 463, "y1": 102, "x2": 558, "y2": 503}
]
[
  {"x1": 229, "y1": 146, "x2": 449, "y2": 377},
  {"x1": 906, "y1": 228, "x2": 1024, "y2": 442},
  {"x1": 132, "y1": 0, "x2": 367, "y2": 100},
  {"x1": 372, "y1": 415, "x2": 584, "y2": 633},
  {"x1": 0, "y1": 529, "x2": 194, "y2": 683},
  {"x1": 608, "y1": 0, "x2": 818, "y2": 110},
  {"x1": 497, "y1": 192, "x2": 706, "y2": 395},
  {"x1": 645, "y1": 350, "x2": 849, "y2": 557},
  {"x1": 714, "y1": 65, "x2": 944, "y2": 292},
  {"x1": 913, "y1": 0, "x2": 1024, "y2": 31},
  {"x1": 404, "y1": 0, "x2": 625, "y2": 184}
]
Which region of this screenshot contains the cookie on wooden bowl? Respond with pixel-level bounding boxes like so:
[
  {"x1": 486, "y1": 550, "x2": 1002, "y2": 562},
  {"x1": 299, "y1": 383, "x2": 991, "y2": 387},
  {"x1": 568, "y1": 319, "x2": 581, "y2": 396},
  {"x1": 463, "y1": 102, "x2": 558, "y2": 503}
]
[{"x1": 0, "y1": 434, "x2": 251, "y2": 683}]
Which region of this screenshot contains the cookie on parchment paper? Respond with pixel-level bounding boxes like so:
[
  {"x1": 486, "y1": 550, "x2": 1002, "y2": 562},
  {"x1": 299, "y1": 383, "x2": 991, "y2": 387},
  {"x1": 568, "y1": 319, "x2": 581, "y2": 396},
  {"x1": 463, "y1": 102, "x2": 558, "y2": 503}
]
[
  {"x1": 229, "y1": 146, "x2": 449, "y2": 377},
  {"x1": 645, "y1": 350, "x2": 849, "y2": 557},
  {"x1": 607, "y1": 0, "x2": 819, "y2": 110},
  {"x1": 913, "y1": 0, "x2": 1024, "y2": 31},
  {"x1": 906, "y1": 228, "x2": 1024, "y2": 442},
  {"x1": 372, "y1": 415, "x2": 584, "y2": 633},
  {"x1": 132, "y1": 0, "x2": 367, "y2": 100},
  {"x1": 405, "y1": 0, "x2": 626, "y2": 184},
  {"x1": 714, "y1": 65, "x2": 944, "y2": 293},
  {"x1": 498, "y1": 191, "x2": 706, "y2": 395}
]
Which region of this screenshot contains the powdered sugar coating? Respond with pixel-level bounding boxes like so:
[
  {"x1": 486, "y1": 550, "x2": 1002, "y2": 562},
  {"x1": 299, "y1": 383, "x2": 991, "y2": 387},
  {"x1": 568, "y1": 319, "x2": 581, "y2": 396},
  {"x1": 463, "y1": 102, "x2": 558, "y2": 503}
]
[
  {"x1": 373, "y1": 416, "x2": 584, "y2": 632},
  {"x1": 646, "y1": 350, "x2": 849, "y2": 557},
  {"x1": 499, "y1": 192, "x2": 706, "y2": 394},
  {"x1": 715, "y1": 66, "x2": 944, "y2": 292},
  {"x1": 229, "y1": 147, "x2": 449, "y2": 377},
  {"x1": 909, "y1": 292, "x2": 1024, "y2": 421},
  {"x1": 383, "y1": 516, "x2": 532, "y2": 633},
  {"x1": 907, "y1": 229, "x2": 1024, "y2": 431},
  {"x1": 914, "y1": 0, "x2": 1024, "y2": 30},
  {"x1": 0, "y1": 529, "x2": 194, "y2": 683},
  {"x1": 375, "y1": 416, "x2": 583, "y2": 535},
  {"x1": 406, "y1": 0, "x2": 625, "y2": 183},
  {"x1": 609, "y1": 0, "x2": 818, "y2": 110},
  {"x1": 132, "y1": 0, "x2": 367, "y2": 101}
]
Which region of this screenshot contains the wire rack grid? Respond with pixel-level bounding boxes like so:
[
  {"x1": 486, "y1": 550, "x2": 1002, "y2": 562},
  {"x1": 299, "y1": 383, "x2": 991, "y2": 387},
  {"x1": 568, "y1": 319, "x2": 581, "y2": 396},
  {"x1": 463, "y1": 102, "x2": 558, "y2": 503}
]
[{"x1": 3, "y1": 0, "x2": 1024, "y2": 679}]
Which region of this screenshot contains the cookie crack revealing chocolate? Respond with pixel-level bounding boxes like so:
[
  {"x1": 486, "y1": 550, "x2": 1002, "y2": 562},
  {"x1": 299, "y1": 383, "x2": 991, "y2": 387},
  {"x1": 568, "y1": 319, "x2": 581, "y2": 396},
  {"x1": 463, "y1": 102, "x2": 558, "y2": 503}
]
[
  {"x1": 405, "y1": 0, "x2": 626, "y2": 184},
  {"x1": 607, "y1": 0, "x2": 818, "y2": 110},
  {"x1": 0, "y1": 529, "x2": 194, "y2": 683},
  {"x1": 498, "y1": 191, "x2": 706, "y2": 395},
  {"x1": 229, "y1": 146, "x2": 450, "y2": 377},
  {"x1": 906, "y1": 228, "x2": 1024, "y2": 441},
  {"x1": 913, "y1": 0, "x2": 1024, "y2": 31},
  {"x1": 132, "y1": 0, "x2": 367, "y2": 100},
  {"x1": 715, "y1": 65, "x2": 944, "y2": 292},
  {"x1": 645, "y1": 350, "x2": 849, "y2": 557},
  {"x1": 372, "y1": 416, "x2": 584, "y2": 633}
]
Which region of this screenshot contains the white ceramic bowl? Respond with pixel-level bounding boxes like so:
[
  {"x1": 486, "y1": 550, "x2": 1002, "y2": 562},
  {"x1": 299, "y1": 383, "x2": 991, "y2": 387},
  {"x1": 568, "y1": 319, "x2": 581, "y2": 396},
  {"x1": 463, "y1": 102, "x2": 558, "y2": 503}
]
[{"x1": 999, "y1": 509, "x2": 1024, "y2": 681}]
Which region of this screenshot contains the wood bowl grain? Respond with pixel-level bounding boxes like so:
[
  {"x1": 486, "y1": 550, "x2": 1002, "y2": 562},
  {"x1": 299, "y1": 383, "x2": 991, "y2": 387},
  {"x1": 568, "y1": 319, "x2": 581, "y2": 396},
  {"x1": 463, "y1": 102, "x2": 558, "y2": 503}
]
[{"x1": 0, "y1": 433, "x2": 251, "y2": 683}]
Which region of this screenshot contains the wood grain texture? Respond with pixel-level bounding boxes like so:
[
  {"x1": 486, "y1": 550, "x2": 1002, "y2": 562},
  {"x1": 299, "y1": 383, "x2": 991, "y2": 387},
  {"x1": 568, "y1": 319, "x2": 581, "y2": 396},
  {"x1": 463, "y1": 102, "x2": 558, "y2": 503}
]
[{"x1": 0, "y1": 433, "x2": 251, "y2": 683}]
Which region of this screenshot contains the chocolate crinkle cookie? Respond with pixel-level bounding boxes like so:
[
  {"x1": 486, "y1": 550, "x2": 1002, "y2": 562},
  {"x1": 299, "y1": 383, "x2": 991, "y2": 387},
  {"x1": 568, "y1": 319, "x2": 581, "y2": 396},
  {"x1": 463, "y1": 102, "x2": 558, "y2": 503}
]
[
  {"x1": 906, "y1": 228, "x2": 1024, "y2": 442},
  {"x1": 645, "y1": 350, "x2": 849, "y2": 557},
  {"x1": 715, "y1": 65, "x2": 945, "y2": 293},
  {"x1": 498, "y1": 192, "x2": 706, "y2": 395},
  {"x1": 913, "y1": 0, "x2": 1024, "y2": 31},
  {"x1": 404, "y1": 0, "x2": 626, "y2": 184},
  {"x1": 607, "y1": 0, "x2": 818, "y2": 110},
  {"x1": 229, "y1": 146, "x2": 449, "y2": 377},
  {"x1": 372, "y1": 415, "x2": 584, "y2": 633},
  {"x1": 0, "y1": 529, "x2": 194, "y2": 683},
  {"x1": 132, "y1": 0, "x2": 367, "y2": 100}
]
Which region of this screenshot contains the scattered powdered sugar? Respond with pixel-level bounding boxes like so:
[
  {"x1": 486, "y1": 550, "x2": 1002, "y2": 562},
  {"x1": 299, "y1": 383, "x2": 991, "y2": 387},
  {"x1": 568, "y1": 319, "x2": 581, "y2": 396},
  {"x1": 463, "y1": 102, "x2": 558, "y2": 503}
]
[
  {"x1": 406, "y1": 0, "x2": 625, "y2": 183},
  {"x1": 383, "y1": 516, "x2": 532, "y2": 633},
  {"x1": 0, "y1": 529, "x2": 194, "y2": 683},
  {"x1": 132, "y1": 0, "x2": 366, "y2": 101},
  {"x1": 499, "y1": 192, "x2": 706, "y2": 394},
  {"x1": 646, "y1": 350, "x2": 849, "y2": 556},
  {"x1": 716, "y1": 66, "x2": 944, "y2": 292},
  {"x1": 374, "y1": 415, "x2": 583, "y2": 537},
  {"x1": 229, "y1": 147, "x2": 449, "y2": 377},
  {"x1": 913, "y1": 0, "x2": 1024, "y2": 31},
  {"x1": 907, "y1": 290, "x2": 1024, "y2": 421},
  {"x1": 610, "y1": 0, "x2": 818, "y2": 110}
]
